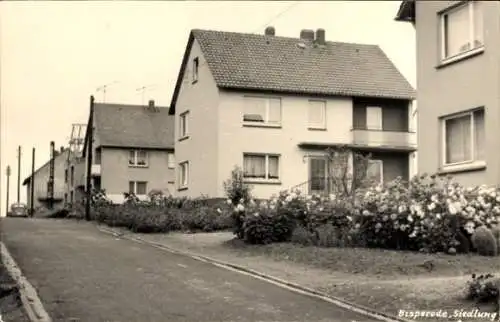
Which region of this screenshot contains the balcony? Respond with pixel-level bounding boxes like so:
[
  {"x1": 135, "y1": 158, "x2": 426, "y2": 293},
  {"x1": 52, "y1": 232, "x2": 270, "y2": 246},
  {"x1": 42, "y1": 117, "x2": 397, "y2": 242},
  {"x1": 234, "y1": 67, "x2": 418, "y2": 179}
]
[
  {"x1": 91, "y1": 164, "x2": 101, "y2": 176},
  {"x1": 350, "y1": 128, "x2": 417, "y2": 152}
]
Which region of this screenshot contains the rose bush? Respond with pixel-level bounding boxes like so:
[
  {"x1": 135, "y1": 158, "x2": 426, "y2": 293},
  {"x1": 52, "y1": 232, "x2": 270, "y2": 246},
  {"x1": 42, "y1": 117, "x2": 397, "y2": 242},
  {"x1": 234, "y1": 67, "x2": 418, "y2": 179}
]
[{"x1": 235, "y1": 173, "x2": 500, "y2": 255}]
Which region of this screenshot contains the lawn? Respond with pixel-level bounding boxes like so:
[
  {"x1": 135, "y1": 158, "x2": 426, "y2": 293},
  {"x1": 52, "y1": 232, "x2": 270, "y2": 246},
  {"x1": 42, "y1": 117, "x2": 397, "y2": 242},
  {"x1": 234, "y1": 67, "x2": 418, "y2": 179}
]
[{"x1": 221, "y1": 239, "x2": 500, "y2": 321}]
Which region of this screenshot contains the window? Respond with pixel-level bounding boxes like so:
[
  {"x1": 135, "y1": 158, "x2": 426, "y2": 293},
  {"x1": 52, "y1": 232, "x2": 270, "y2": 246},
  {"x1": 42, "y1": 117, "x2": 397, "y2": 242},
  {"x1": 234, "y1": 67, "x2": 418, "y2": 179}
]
[
  {"x1": 366, "y1": 106, "x2": 382, "y2": 130},
  {"x1": 128, "y1": 150, "x2": 148, "y2": 167},
  {"x1": 179, "y1": 161, "x2": 189, "y2": 188},
  {"x1": 366, "y1": 160, "x2": 383, "y2": 184},
  {"x1": 128, "y1": 181, "x2": 147, "y2": 195},
  {"x1": 442, "y1": 108, "x2": 485, "y2": 165},
  {"x1": 308, "y1": 100, "x2": 326, "y2": 129},
  {"x1": 167, "y1": 153, "x2": 175, "y2": 169},
  {"x1": 243, "y1": 96, "x2": 281, "y2": 125},
  {"x1": 243, "y1": 154, "x2": 280, "y2": 181},
  {"x1": 179, "y1": 112, "x2": 189, "y2": 139},
  {"x1": 95, "y1": 149, "x2": 102, "y2": 165},
  {"x1": 440, "y1": 1, "x2": 484, "y2": 61},
  {"x1": 192, "y1": 57, "x2": 199, "y2": 83}
]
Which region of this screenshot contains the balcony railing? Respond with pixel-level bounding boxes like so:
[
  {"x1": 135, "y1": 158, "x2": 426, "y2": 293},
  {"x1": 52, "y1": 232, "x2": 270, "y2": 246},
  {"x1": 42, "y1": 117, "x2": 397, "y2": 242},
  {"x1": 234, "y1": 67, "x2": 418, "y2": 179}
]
[{"x1": 351, "y1": 128, "x2": 416, "y2": 151}]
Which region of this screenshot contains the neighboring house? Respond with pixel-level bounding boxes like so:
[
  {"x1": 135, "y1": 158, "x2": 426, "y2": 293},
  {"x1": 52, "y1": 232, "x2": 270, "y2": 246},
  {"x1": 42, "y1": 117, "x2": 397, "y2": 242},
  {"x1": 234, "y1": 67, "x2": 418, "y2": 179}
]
[
  {"x1": 169, "y1": 27, "x2": 417, "y2": 199},
  {"x1": 64, "y1": 123, "x2": 87, "y2": 205},
  {"x1": 82, "y1": 100, "x2": 175, "y2": 203},
  {"x1": 22, "y1": 147, "x2": 68, "y2": 212},
  {"x1": 396, "y1": 0, "x2": 499, "y2": 187}
]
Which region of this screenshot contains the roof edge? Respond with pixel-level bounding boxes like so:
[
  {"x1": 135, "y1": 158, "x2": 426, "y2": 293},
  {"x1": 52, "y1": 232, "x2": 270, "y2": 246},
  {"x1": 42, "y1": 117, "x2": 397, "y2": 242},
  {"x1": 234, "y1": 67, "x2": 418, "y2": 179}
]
[
  {"x1": 395, "y1": 0, "x2": 415, "y2": 22},
  {"x1": 169, "y1": 31, "x2": 196, "y2": 115},
  {"x1": 100, "y1": 145, "x2": 174, "y2": 151}
]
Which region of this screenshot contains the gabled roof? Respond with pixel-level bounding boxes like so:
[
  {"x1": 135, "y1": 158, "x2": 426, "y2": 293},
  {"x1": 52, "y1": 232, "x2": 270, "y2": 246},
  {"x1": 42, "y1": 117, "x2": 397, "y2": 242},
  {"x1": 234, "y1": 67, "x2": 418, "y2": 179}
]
[
  {"x1": 22, "y1": 149, "x2": 69, "y2": 185},
  {"x1": 169, "y1": 29, "x2": 416, "y2": 114},
  {"x1": 85, "y1": 103, "x2": 175, "y2": 152},
  {"x1": 395, "y1": 0, "x2": 416, "y2": 22}
]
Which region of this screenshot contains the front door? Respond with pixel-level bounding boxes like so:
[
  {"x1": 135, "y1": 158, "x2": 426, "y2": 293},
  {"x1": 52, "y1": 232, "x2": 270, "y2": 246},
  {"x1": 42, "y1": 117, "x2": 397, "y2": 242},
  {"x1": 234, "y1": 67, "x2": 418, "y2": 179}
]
[{"x1": 309, "y1": 157, "x2": 327, "y2": 195}]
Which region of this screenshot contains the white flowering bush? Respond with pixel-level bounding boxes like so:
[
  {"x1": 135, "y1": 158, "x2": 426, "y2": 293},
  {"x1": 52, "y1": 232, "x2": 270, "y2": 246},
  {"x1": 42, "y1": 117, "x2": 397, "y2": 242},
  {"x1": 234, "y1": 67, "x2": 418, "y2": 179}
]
[{"x1": 233, "y1": 173, "x2": 500, "y2": 254}]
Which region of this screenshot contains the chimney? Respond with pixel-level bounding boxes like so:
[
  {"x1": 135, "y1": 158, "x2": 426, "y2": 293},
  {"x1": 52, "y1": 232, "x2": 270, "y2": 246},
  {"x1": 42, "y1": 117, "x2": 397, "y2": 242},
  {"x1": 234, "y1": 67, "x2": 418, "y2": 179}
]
[
  {"x1": 264, "y1": 26, "x2": 275, "y2": 36},
  {"x1": 315, "y1": 28, "x2": 326, "y2": 45},
  {"x1": 148, "y1": 99, "x2": 155, "y2": 108},
  {"x1": 300, "y1": 29, "x2": 315, "y2": 41}
]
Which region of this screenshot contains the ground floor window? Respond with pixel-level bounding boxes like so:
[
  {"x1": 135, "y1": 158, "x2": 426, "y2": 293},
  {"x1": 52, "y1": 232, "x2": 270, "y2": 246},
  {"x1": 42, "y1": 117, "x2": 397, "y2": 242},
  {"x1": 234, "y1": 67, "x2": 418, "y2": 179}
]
[
  {"x1": 179, "y1": 161, "x2": 189, "y2": 188},
  {"x1": 243, "y1": 153, "x2": 280, "y2": 180},
  {"x1": 128, "y1": 181, "x2": 147, "y2": 195}
]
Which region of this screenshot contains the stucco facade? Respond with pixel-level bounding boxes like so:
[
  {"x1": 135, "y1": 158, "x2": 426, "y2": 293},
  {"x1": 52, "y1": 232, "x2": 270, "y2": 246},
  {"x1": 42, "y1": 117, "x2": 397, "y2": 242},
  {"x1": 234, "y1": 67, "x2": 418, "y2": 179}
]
[{"x1": 411, "y1": 0, "x2": 500, "y2": 186}]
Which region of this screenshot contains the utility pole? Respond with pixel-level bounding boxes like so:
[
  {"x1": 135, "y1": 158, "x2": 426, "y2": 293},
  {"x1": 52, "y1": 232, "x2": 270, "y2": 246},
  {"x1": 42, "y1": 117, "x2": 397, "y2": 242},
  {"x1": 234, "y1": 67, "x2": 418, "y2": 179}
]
[
  {"x1": 85, "y1": 95, "x2": 95, "y2": 221},
  {"x1": 5, "y1": 166, "x2": 11, "y2": 216},
  {"x1": 30, "y1": 148, "x2": 35, "y2": 217},
  {"x1": 47, "y1": 141, "x2": 55, "y2": 209},
  {"x1": 17, "y1": 146, "x2": 21, "y2": 203}
]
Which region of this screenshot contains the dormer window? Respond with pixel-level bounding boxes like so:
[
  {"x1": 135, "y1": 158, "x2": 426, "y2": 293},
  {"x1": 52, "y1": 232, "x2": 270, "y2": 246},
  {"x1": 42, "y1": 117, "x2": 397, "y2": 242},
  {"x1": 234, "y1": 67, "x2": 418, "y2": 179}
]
[{"x1": 192, "y1": 57, "x2": 199, "y2": 83}]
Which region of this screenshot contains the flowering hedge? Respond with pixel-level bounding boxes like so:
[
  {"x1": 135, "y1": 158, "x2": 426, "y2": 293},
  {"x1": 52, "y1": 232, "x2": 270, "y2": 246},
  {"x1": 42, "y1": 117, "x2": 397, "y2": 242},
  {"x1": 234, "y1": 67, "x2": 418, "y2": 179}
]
[
  {"x1": 231, "y1": 174, "x2": 500, "y2": 255},
  {"x1": 67, "y1": 189, "x2": 233, "y2": 233}
]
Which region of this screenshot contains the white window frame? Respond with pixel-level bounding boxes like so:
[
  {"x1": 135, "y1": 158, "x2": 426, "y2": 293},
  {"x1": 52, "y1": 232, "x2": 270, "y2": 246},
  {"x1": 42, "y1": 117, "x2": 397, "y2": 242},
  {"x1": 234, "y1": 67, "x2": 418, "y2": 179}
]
[
  {"x1": 367, "y1": 159, "x2": 383, "y2": 184},
  {"x1": 192, "y1": 57, "x2": 199, "y2": 83},
  {"x1": 242, "y1": 153, "x2": 280, "y2": 182},
  {"x1": 242, "y1": 96, "x2": 282, "y2": 127},
  {"x1": 441, "y1": 108, "x2": 485, "y2": 168},
  {"x1": 128, "y1": 149, "x2": 148, "y2": 167},
  {"x1": 129, "y1": 181, "x2": 148, "y2": 195},
  {"x1": 366, "y1": 106, "x2": 383, "y2": 130},
  {"x1": 167, "y1": 152, "x2": 175, "y2": 169},
  {"x1": 179, "y1": 161, "x2": 189, "y2": 189},
  {"x1": 179, "y1": 111, "x2": 189, "y2": 139},
  {"x1": 439, "y1": 1, "x2": 484, "y2": 63},
  {"x1": 307, "y1": 100, "x2": 327, "y2": 130}
]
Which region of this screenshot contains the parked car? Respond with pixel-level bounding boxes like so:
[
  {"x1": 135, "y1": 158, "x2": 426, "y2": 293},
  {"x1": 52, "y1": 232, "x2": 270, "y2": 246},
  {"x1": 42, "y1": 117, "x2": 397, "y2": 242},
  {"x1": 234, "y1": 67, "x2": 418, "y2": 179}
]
[{"x1": 7, "y1": 203, "x2": 28, "y2": 217}]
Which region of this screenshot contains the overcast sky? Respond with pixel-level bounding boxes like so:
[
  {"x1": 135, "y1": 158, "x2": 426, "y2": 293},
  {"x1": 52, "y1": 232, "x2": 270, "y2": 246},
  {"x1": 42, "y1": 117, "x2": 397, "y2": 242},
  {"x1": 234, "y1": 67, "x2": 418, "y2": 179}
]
[{"x1": 0, "y1": 1, "x2": 415, "y2": 216}]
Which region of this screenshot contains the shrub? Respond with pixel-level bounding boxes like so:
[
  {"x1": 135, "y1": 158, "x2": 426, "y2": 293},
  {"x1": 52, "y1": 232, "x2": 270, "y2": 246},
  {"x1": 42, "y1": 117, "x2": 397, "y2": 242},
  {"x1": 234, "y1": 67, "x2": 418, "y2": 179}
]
[
  {"x1": 466, "y1": 274, "x2": 500, "y2": 310},
  {"x1": 181, "y1": 205, "x2": 232, "y2": 232},
  {"x1": 315, "y1": 224, "x2": 344, "y2": 248},
  {"x1": 471, "y1": 226, "x2": 498, "y2": 256},
  {"x1": 223, "y1": 166, "x2": 253, "y2": 238},
  {"x1": 290, "y1": 226, "x2": 316, "y2": 246},
  {"x1": 242, "y1": 207, "x2": 295, "y2": 245}
]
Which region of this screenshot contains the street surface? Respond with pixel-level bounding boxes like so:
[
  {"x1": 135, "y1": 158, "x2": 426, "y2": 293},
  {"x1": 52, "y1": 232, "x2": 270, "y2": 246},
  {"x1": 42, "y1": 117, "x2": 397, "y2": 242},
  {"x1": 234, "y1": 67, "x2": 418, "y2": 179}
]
[{"x1": 1, "y1": 218, "x2": 378, "y2": 322}]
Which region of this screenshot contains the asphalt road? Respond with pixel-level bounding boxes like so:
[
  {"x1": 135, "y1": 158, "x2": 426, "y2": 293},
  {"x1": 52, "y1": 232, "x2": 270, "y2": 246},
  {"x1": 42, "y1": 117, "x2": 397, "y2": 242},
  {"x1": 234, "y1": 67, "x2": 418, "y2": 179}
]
[{"x1": 1, "y1": 218, "x2": 378, "y2": 322}]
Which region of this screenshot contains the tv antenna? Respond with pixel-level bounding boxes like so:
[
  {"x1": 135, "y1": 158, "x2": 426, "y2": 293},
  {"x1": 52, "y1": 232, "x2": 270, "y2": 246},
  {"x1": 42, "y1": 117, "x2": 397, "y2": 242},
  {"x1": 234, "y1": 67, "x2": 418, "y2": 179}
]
[
  {"x1": 136, "y1": 84, "x2": 158, "y2": 105},
  {"x1": 96, "y1": 81, "x2": 119, "y2": 102}
]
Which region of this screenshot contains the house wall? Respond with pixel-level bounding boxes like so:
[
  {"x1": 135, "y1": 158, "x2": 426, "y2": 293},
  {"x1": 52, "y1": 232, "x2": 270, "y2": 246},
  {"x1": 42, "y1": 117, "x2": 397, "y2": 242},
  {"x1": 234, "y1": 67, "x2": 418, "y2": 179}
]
[
  {"x1": 25, "y1": 151, "x2": 67, "y2": 211},
  {"x1": 174, "y1": 38, "x2": 220, "y2": 198},
  {"x1": 65, "y1": 153, "x2": 86, "y2": 204},
  {"x1": 101, "y1": 147, "x2": 174, "y2": 203},
  {"x1": 217, "y1": 91, "x2": 354, "y2": 199},
  {"x1": 415, "y1": 0, "x2": 500, "y2": 187}
]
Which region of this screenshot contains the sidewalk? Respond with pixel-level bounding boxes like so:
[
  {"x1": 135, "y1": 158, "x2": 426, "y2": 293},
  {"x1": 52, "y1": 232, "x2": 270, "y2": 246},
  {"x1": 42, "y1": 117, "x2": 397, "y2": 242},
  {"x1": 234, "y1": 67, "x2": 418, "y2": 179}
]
[{"x1": 101, "y1": 226, "x2": 499, "y2": 322}]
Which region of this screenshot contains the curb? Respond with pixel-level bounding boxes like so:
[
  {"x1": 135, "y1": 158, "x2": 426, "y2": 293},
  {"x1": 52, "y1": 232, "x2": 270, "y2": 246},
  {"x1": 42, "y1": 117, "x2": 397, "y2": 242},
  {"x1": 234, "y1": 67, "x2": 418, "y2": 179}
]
[
  {"x1": 96, "y1": 225, "x2": 415, "y2": 322},
  {"x1": 0, "y1": 242, "x2": 52, "y2": 322}
]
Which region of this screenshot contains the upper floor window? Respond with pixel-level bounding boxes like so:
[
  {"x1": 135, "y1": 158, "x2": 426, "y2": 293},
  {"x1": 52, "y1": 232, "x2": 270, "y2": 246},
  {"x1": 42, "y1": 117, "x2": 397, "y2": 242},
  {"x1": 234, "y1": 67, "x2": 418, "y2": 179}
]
[
  {"x1": 442, "y1": 108, "x2": 485, "y2": 167},
  {"x1": 243, "y1": 96, "x2": 281, "y2": 126},
  {"x1": 192, "y1": 57, "x2": 199, "y2": 83},
  {"x1": 179, "y1": 111, "x2": 189, "y2": 139},
  {"x1": 167, "y1": 153, "x2": 175, "y2": 169},
  {"x1": 440, "y1": 1, "x2": 484, "y2": 62},
  {"x1": 243, "y1": 153, "x2": 280, "y2": 181},
  {"x1": 128, "y1": 150, "x2": 148, "y2": 167},
  {"x1": 308, "y1": 100, "x2": 326, "y2": 130}
]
